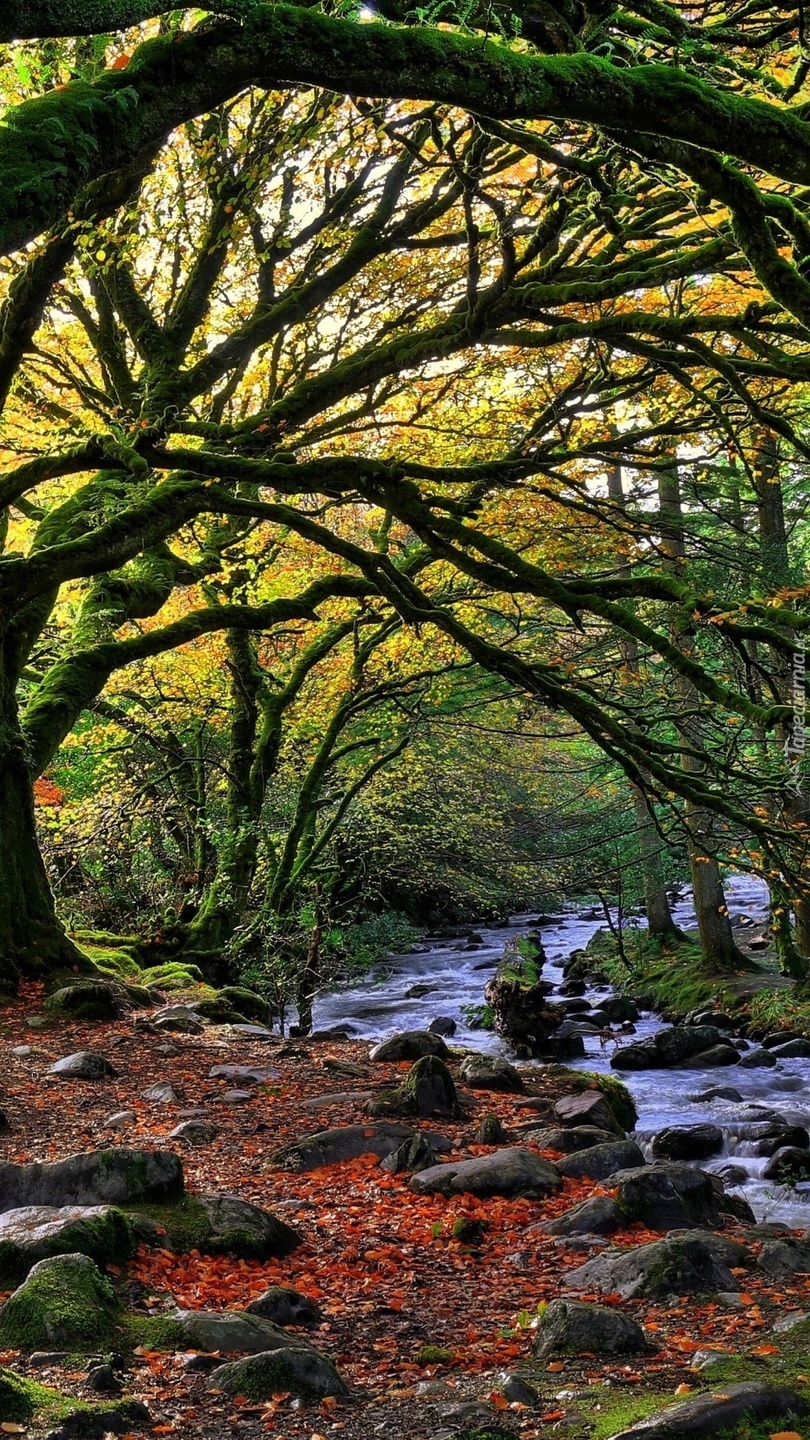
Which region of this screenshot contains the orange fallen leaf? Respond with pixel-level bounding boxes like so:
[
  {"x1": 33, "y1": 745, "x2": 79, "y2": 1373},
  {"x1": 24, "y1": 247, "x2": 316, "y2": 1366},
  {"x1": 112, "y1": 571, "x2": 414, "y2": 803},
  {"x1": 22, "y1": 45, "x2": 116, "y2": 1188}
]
[
  {"x1": 545, "y1": 1362, "x2": 565, "y2": 1372},
  {"x1": 769, "y1": 1433, "x2": 803, "y2": 1440}
]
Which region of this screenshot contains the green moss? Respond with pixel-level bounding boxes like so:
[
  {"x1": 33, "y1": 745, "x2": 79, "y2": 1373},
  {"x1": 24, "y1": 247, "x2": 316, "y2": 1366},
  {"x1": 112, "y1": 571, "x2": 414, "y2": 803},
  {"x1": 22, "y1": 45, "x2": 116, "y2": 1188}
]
[
  {"x1": 123, "y1": 1196, "x2": 211, "y2": 1254},
  {"x1": 415, "y1": 1345, "x2": 454, "y2": 1363},
  {"x1": 0, "y1": 1255, "x2": 120, "y2": 1352},
  {"x1": 0, "y1": 1365, "x2": 50, "y2": 1421},
  {"x1": 0, "y1": 1206, "x2": 136, "y2": 1286},
  {"x1": 139, "y1": 961, "x2": 205, "y2": 990},
  {"x1": 122, "y1": 1312, "x2": 186, "y2": 1351},
  {"x1": 451, "y1": 1215, "x2": 489, "y2": 1244},
  {"x1": 555, "y1": 1066, "x2": 638, "y2": 1131},
  {"x1": 218, "y1": 986, "x2": 270, "y2": 1024}
]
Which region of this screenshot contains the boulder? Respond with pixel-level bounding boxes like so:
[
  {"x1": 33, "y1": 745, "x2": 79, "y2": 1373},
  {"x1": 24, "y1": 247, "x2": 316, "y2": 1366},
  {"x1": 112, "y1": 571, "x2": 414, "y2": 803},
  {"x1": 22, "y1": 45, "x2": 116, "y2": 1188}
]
[
  {"x1": 606, "y1": 1382, "x2": 809, "y2": 1439},
  {"x1": 753, "y1": 1125, "x2": 809, "y2": 1156},
  {"x1": 678, "y1": 1044, "x2": 740, "y2": 1067},
  {"x1": 553, "y1": 1091, "x2": 626, "y2": 1136},
  {"x1": 367, "y1": 1055, "x2": 461, "y2": 1119},
  {"x1": 245, "y1": 1286, "x2": 322, "y2": 1326},
  {"x1": 141, "y1": 1081, "x2": 180, "y2": 1104},
  {"x1": 534, "y1": 1299, "x2": 649, "y2": 1358},
  {"x1": 0, "y1": 1254, "x2": 118, "y2": 1351},
  {"x1": 475, "y1": 1114, "x2": 510, "y2": 1145},
  {"x1": 757, "y1": 1238, "x2": 810, "y2": 1277},
  {"x1": 45, "y1": 983, "x2": 126, "y2": 1022},
  {"x1": 207, "y1": 1346, "x2": 348, "y2": 1400},
  {"x1": 175, "y1": 1308, "x2": 302, "y2": 1353},
  {"x1": 612, "y1": 1026, "x2": 726, "y2": 1071},
  {"x1": 0, "y1": 1149, "x2": 184, "y2": 1209},
  {"x1": 566, "y1": 1235, "x2": 737, "y2": 1299},
  {"x1": 763, "y1": 1146, "x2": 810, "y2": 1183},
  {"x1": 651, "y1": 1125, "x2": 724, "y2": 1161},
  {"x1": 519, "y1": 1125, "x2": 618, "y2": 1153},
  {"x1": 381, "y1": 1134, "x2": 441, "y2": 1174},
  {"x1": 168, "y1": 1120, "x2": 220, "y2": 1146},
  {"x1": 555, "y1": 1140, "x2": 645, "y2": 1181},
  {"x1": 49, "y1": 1052, "x2": 116, "y2": 1080},
  {"x1": 0, "y1": 1205, "x2": 136, "y2": 1284},
  {"x1": 688, "y1": 1086, "x2": 743, "y2": 1104},
  {"x1": 613, "y1": 1164, "x2": 720, "y2": 1229},
  {"x1": 193, "y1": 1194, "x2": 300, "y2": 1259},
  {"x1": 592, "y1": 996, "x2": 640, "y2": 1023},
  {"x1": 216, "y1": 987, "x2": 271, "y2": 1025},
  {"x1": 411, "y1": 1147, "x2": 561, "y2": 1199},
  {"x1": 272, "y1": 1122, "x2": 418, "y2": 1171},
  {"x1": 459, "y1": 1054, "x2": 524, "y2": 1092},
  {"x1": 541, "y1": 1196, "x2": 624, "y2": 1237},
  {"x1": 771, "y1": 1038, "x2": 810, "y2": 1058},
  {"x1": 762, "y1": 1031, "x2": 798, "y2": 1049},
  {"x1": 665, "y1": 1229, "x2": 750, "y2": 1270},
  {"x1": 738, "y1": 1047, "x2": 777, "y2": 1069},
  {"x1": 369, "y1": 1031, "x2": 449, "y2": 1062}
]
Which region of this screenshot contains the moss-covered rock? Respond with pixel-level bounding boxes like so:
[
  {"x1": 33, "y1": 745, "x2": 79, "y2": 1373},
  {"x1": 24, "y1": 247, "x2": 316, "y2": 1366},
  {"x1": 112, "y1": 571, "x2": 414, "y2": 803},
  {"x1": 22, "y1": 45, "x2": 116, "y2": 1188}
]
[
  {"x1": 124, "y1": 1193, "x2": 300, "y2": 1260},
  {"x1": 46, "y1": 982, "x2": 126, "y2": 1021},
  {"x1": 0, "y1": 1204, "x2": 137, "y2": 1284},
  {"x1": 207, "y1": 1345, "x2": 349, "y2": 1400},
  {"x1": 368, "y1": 1055, "x2": 461, "y2": 1119},
  {"x1": 0, "y1": 1365, "x2": 43, "y2": 1421},
  {"x1": 218, "y1": 986, "x2": 271, "y2": 1024},
  {"x1": 0, "y1": 1253, "x2": 120, "y2": 1351}
]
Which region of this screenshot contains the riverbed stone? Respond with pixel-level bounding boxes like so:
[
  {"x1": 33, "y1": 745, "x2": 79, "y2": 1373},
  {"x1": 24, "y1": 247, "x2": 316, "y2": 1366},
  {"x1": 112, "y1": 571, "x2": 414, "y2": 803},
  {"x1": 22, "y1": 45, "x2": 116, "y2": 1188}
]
[
  {"x1": 770, "y1": 1038, "x2": 810, "y2": 1058},
  {"x1": 0, "y1": 1254, "x2": 119, "y2": 1351},
  {"x1": 738, "y1": 1047, "x2": 777, "y2": 1068},
  {"x1": 533, "y1": 1299, "x2": 649, "y2": 1358},
  {"x1": 245, "y1": 1286, "x2": 322, "y2": 1326},
  {"x1": 0, "y1": 1149, "x2": 184, "y2": 1209},
  {"x1": 459, "y1": 1054, "x2": 524, "y2": 1092},
  {"x1": 612, "y1": 1164, "x2": 720, "y2": 1228},
  {"x1": 762, "y1": 1030, "x2": 798, "y2": 1049},
  {"x1": 553, "y1": 1091, "x2": 626, "y2": 1136},
  {"x1": 541, "y1": 1196, "x2": 624, "y2": 1237},
  {"x1": 272, "y1": 1122, "x2": 419, "y2": 1171},
  {"x1": 207, "y1": 1346, "x2": 348, "y2": 1400},
  {"x1": 411, "y1": 1147, "x2": 561, "y2": 1199},
  {"x1": 687, "y1": 1086, "x2": 743, "y2": 1104},
  {"x1": 651, "y1": 1125, "x2": 723, "y2": 1161},
  {"x1": 753, "y1": 1125, "x2": 810, "y2": 1156},
  {"x1": 555, "y1": 1140, "x2": 645, "y2": 1181},
  {"x1": 565, "y1": 1235, "x2": 737, "y2": 1299},
  {"x1": 612, "y1": 1025, "x2": 728, "y2": 1071},
  {"x1": 678, "y1": 1043, "x2": 741, "y2": 1067},
  {"x1": 369, "y1": 1031, "x2": 449, "y2": 1061},
  {"x1": 0, "y1": 1205, "x2": 137, "y2": 1284},
  {"x1": 49, "y1": 1052, "x2": 116, "y2": 1080},
  {"x1": 605, "y1": 1382, "x2": 809, "y2": 1439},
  {"x1": 763, "y1": 1146, "x2": 810, "y2": 1183},
  {"x1": 518, "y1": 1125, "x2": 617, "y2": 1152}
]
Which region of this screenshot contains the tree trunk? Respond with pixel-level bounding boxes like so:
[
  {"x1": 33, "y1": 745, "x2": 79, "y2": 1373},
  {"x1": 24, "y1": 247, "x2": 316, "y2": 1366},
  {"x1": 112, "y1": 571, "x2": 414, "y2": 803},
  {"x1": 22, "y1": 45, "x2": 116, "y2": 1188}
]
[
  {"x1": 631, "y1": 783, "x2": 684, "y2": 944},
  {"x1": 0, "y1": 670, "x2": 85, "y2": 992}
]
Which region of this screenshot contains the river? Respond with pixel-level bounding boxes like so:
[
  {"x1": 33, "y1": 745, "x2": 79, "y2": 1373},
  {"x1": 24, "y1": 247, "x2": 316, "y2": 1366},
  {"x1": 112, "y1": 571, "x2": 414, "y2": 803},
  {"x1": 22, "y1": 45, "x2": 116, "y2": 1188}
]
[{"x1": 313, "y1": 875, "x2": 810, "y2": 1227}]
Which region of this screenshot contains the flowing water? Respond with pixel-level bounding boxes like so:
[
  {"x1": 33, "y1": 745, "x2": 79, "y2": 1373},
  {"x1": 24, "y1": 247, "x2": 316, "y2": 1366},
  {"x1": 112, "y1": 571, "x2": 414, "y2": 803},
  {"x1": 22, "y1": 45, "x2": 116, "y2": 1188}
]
[{"x1": 313, "y1": 875, "x2": 810, "y2": 1226}]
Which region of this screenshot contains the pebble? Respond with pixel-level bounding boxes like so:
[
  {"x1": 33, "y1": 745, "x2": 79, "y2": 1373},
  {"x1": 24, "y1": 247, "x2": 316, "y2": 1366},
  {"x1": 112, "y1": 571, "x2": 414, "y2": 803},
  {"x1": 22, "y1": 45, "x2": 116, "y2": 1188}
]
[{"x1": 219, "y1": 1089, "x2": 253, "y2": 1103}]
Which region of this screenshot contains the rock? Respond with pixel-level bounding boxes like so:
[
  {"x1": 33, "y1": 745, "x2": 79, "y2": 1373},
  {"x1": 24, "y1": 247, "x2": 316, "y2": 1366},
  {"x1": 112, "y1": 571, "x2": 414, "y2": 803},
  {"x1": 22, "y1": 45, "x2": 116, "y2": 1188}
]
[
  {"x1": 738, "y1": 1047, "x2": 777, "y2": 1068},
  {"x1": 141, "y1": 1081, "x2": 180, "y2": 1104},
  {"x1": 43, "y1": 1399, "x2": 152, "y2": 1438},
  {"x1": 594, "y1": 996, "x2": 640, "y2": 1023},
  {"x1": 217, "y1": 987, "x2": 271, "y2": 1025},
  {"x1": 556, "y1": 1140, "x2": 645, "y2": 1181},
  {"x1": 475, "y1": 1113, "x2": 510, "y2": 1145},
  {"x1": 752, "y1": 1125, "x2": 810, "y2": 1156},
  {"x1": 541, "y1": 1196, "x2": 624, "y2": 1237},
  {"x1": 49, "y1": 1052, "x2": 116, "y2": 1080},
  {"x1": 519, "y1": 1124, "x2": 618, "y2": 1152},
  {"x1": 666, "y1": 1229, "x2": 750, "y2": 1269},
  {"x1": 102, "y1": 1111, "x2": 136, "y2": 1129},
  {"x1": 380, "y1": 1133, "x2": 440, "y2": 1174},
  {"x1": 758, "y1": 1238, "x2": 810, "y2": 1277},
  {"x1": 496, "y1": 1371, "x2": 539, "y2": 1405},
  {"x1": 207, "y1": 1346, "x2": 348, "y2": 1400},
  {"x1": 717, "y1": 1163, "x2": 749, "y2": 1188},
  {"x1": 0, "y1": 1149, "x2": 184, "y2": 1209},
  {"x1": 566, "y1": 1235, "x2": 737, "y2": 1299},
  {"x1": 168, "y1": 1120, "x2": 220, "y2": 1145},
  {"x1": 688, "y1": 1086, "x2": 743, "y2": 1104},
  {"x1": 218, "y1": 1089, "x2": 253, "y2": 1103},
  {"x1": 411, "y1": 1147, "x2": 561, "y2": 1199},
  {"x1": 484, "y1": 940, "x2": 559, "y2": 1056},
  {"x1": 45, "y1": 983, "x2": 126, "y2": 1021},
  {"x1": 685, "y1": 1009, "x2": 735, "y2": 1029},
  {"x1": 151, "y1": 1006, "x2": 204, "y2": 1033},
  {"x1": 301, "y1": 1090, "x2": 373, "y2": 1112},
  {"x1": 0, "y1": 1205, "x2": 136, "y2": 1284},
  {"x1": 273, "y1": 1122, "x2": 419, "y2": 1171},
  {"x1": 762, "y1": 1031, "x2": 798, "y2": 1049},
  {"x1": 678, "y1": 1044, "x2": 740, "y2": 1067},
  {"x1": 612, "y1": 1026, "x2": 725, "y2": 1071},
  {"x1": 613, "y1": 1164, "x2": 720, "y2": 1229},
  {"x1": 606, "y1": 1382, "x2": 809, "y2": 1439},
  {"x1": 771, "y1": 1038, "x2": 810, "y2": 1058},
  {"x1": 553, "y1": 1091, "x2": 626, "y2": 1136},
  {"x1": 0, "y1": 1254, "x2": 119, "y2": 1351},
  {"x1": 194, "y1": 1194, "x2": 300, "y2": 1259},
  {"x1": 651, "y1": 1125, "x2": 724, "y2": 1161},
  {"x1": 369, "y1": 1031, "x2": 449, "y2": 1061},
  {"x1": 229, "y1": 1023, "x2": 275, "y2": 1039},
  {"x1": 367, "y1": 1055, "x2": 461, "y2": 1120},
  {"x1": 533, "y1": 1299, "x2": 649, "y2": 1358},
  {"x1": 559, "y1": 979, "x2": 587, "y2": 996},
  {"x1": 459, "y1": 1054, "x2": 524, "y2": 1093},
  {"x1": 208, "y1": 1064, "x2": 281, "y2": 1085},
  {"x1": 245, "y1": 1286, "x2": 322, "y2": 1326},
  {"x1": 85, "y1": 1362, "x2": 121, "y2": 1394},
  {"x1": 405, "y1": 984, "x2": 436, "y2": 999},
  {"x1": 428, "y1": 1017, "x2": 457, "y2": 1037},
  {"x1": 763, "y1": 1146, "x2": 810, "y2": 1183},
  {"x1": 175, "y1": 1307, "x2": 303, "y2": 1353}
]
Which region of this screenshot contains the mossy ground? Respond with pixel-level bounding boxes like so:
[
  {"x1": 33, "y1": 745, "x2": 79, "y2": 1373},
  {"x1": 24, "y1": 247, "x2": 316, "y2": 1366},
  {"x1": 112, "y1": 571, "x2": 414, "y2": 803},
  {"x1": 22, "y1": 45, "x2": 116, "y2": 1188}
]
[
  {"x1": 0, "y1": 1367, "x2": 150, "y2": 1434},
  {"x1": 122, "y1": 1195, "x2": 213, "y2": 1253}
]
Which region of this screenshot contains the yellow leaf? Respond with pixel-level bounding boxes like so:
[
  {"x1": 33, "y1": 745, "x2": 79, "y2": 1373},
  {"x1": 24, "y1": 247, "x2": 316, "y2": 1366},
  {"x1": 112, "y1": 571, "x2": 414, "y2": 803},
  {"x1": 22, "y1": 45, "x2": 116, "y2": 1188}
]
[{"x1": 674, "y1": 1385, "x2": 693, "y2": 1396}]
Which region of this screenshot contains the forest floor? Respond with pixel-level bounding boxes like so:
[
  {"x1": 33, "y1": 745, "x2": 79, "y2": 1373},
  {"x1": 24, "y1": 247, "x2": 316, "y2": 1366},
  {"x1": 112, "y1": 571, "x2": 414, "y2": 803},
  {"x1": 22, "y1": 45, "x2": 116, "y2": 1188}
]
[{"x1": 3, "y1": 983, "x2": 810, "y2": 1439}]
